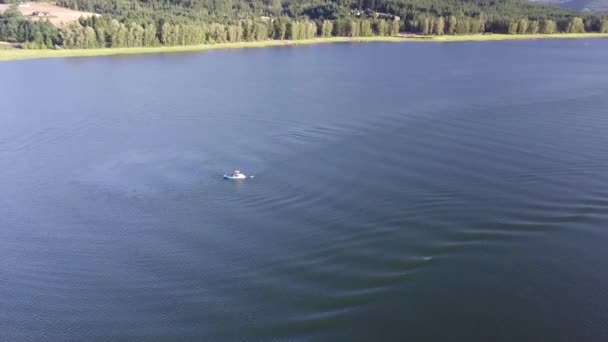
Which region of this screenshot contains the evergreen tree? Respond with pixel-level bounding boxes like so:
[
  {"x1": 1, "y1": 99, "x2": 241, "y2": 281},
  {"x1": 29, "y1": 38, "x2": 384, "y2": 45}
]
[
  {"x1": 360, "y1": 20, "x2": 372, "y2": 37},
  {"x1": 274, "y1": 18, "x2": 287, "y2": 40},
  {"x1": 348, "y1": 20, "x2": 360, "y2": 37},
  {"x1": 567, "y1": 17, "x2": 585, "y2": 33},
  {"x1": 160, "y1": 22, "x2": 171, "y2": 45},
  {"x1": 540, "y1": 19, "x2": 556, "y2": 34},
  {"x1": 322, "y1": 20, "x2": 333, "y2": 37},
  {"x1": 96, "y1": 26, "x2": 106, "y2": 47},
  {"x1": 287, "y1": 21, "x2": 299, "y2": 40},
  {"x1": 527, "y1": 20, "x2": 539, "y2": 34},
  {"x1": 297, "y1": 20, "x2": 307, "y2": 39},
  {"x1": 267, "y1": 20, "x2": 275, "y2": 39},
  {"x1": 389, "y1": 19, "x2": 400, "y2": 36},
  {"x1": 423, "y1": 17, "x2": 432, "y2": 35},
  {"x1": 375, "y1": 19, "x2": 387, "y2": 36},
  {"x1": 448, "y1": 16, "x2": 457, "y2": 35},
  {"x1": 306, "y1": 20, "x2": 316, "y2": 39},
  {"x1": 471, "y1": 18, "x2": 484, "y2": 33},
  {"x1": 227, "y1": 24, "x2": 238, "y2": 42},
  {"x1": 143, "y1": 24, "x2": 158, "y2": 46},
  {"x1": 128, "y1": 23, "x2": 145, "y2": 47},
  {"x1": 255, "y1": 21, "x2": 268, "y2": 41},
  {"x1": 234, "y1": 24, "x2": 243, "y2": 42},
  {"x1": 456, "y1": 17, "x2": 469, "y2": 34},
  {"x1": 600, "y1": 19, "x2": 608, "y2": 33},
  {"x1": 517, "y1": 18, "x2": 528, "y2": 34},
  {"x1": 433, "y1": 16, "x2": 445, "y2": 35},
  {"x1": 333, "y1": 19, "x2": 349, "y2": 36},
  {"x1": 508, "y1": 20, "x2": 518, "y2": 34},
  {"x1": 242, "y1": 20, "x2": 254, "y2": 41},
  {"x1": 75, "y1": 26, "x2": 86, "y2": 48},
  {"x1": 85, "y1": 26, "x2": 97, "y2": 48},
  {"x1": 45, "y1": 35, "x2": 53, "y2": 48}
]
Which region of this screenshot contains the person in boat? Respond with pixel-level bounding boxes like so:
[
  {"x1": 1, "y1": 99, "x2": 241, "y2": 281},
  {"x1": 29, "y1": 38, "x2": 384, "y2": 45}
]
[{"x1": 232, "y1": 170, "x2": 240, "y2": 177}]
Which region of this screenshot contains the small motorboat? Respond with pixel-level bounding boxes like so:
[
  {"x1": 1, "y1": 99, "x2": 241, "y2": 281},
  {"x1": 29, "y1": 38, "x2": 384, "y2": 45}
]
[{"x1": 223, "y1": 170, "x2": 249, "y2": 180}]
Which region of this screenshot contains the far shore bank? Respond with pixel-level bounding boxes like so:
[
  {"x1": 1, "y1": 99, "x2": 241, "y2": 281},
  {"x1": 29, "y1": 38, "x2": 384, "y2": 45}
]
[{"x1": 2, "y1": 33, "x2": 607, "y2": 61}]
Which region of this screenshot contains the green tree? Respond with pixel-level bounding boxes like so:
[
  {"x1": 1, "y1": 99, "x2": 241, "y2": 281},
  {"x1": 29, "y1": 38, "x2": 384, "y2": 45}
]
[
  {"x1": 542, "y1": 19, "x2": 556, "y2": 34},
  {"x1": 420, "y1": 16, "x2": 431, "y2": 35},
  {"x1": 75, "y1": 26, "x2": 86, "y2": 48},
  {"x1": 433, "y1": 16, "x2": 445, "y2": 35},
  {"x1": 600, "y1": 19, "x2": 608, "y2": 33},
  {"x1": 348, "y1": 19, "x2": 360, "y2": 37},
  {"x1": 255, "y1": 21, "x2": 268, "y2": 41},
  {"x1": 143, "y1": 24, "x2": 158, "y2": 46},
  {"x1": 271, "y1": 19, "x2": 284, "y2": 40},
  {"x1": 95, "y1": 27, "x2": 106, "y2": 47},
  {"x1": 242, "y1": 20, "x2": 254, "y2": 41},
  {"x1": 447, "y1": 16, "x2": 457, "y2": 35},
  {"x1": 389, "y1": 19, "x2": 400, "y2": 36},
  {"x1": 508, "y1": 20, "x2": 518, "y2": 34},
  {"x1": 287, "y1": 21, "x2": 299, "y2": 40},
  {"x1": 85, "y1": 26, "x2": 97, "y2": 48},
  {"x1": 456, "y1": 17, "x2": 469, "y2": 34},
  {"x1": 375, "y1": 19, "x2": 387, "y2": 36},
  {"x1": 59, "y1": 25, "x2": 74, "y2": 47},
  {"x1": 567, "y1": 17, "x2": 585, "y2": 33},
  {"x1": 517, "y1": 18, "x2": 528, "y2": 34},
  {"x1": 127, "y1": 23, "x2": 144, "y2": 47},
  {"x1": 297, "y1": 20, "x2": 307, "y2": 39},
  {"x1": 360, "y1": 20, "x2": 372, "y2": 37},
  {"x1": 333, "y1": 19, "x2": 348, "y2": 36},
  {"x1": 227, "y1": 24, "x2": 238, "y2": 42},
  {"x1": 207, "y1": 23, "x2": 226, "y2": 43},
  {"x1": 322, "y1": 20, "x2": 333, "y2": 37},
  {"x1": 527, "y1": 20, "x2": 539, "y2": 34},
  {"x1": 160, "y1": 22, "x2": 172, "y2": 45},
  {"x1": 471, "y1": 18, "x2": 484, "y2": 33},
  {"x1": 306, "y1": 20, "x2": 316, "y2": 39},
  {"x1": 270, "y1": 0, "x2": 281, "y2": 14}
]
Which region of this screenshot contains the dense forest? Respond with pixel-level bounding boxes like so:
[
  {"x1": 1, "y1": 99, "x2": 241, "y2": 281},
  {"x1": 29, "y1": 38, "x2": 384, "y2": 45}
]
[
  {"x1": 1, "y1": 0, "x2": 607, "y2": 49},
  {"x1": 0, "y1": 8, "x2": 59, "y2": 48}
]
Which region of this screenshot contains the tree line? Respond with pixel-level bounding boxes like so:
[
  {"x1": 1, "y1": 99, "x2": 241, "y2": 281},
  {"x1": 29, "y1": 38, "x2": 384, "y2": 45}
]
[
  {"x1": 3, "y1": 12, "x2": 608, "y2": 50},
  {"x1": 53, "y1": 14, "x2": 608, "y2": 49},
  {"x1": 406, "y1": 15, "x2": 599, "y2": 35},
  {"x1": 57, "y1": 16, "x2": 402, "y2": 48},
  {"x1": 2, "y1": 0, "x2": 608, "y2": 49}
]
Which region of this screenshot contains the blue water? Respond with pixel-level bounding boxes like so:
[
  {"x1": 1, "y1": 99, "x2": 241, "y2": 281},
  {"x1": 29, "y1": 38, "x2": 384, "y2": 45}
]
[{"x1": 1, "y1": 39, "x2": 608, "y2": 340}]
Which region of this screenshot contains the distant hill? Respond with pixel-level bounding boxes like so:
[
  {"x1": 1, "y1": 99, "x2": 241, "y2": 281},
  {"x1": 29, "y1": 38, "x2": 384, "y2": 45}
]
[{"x1": 529, "y1": 0, "x2": 608, "y2": 12}]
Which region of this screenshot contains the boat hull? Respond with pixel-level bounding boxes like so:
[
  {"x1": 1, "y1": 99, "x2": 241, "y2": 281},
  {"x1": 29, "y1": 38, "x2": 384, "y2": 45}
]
[{"x1": 224, "y1": 175, "x2": 247, "y2": 180}]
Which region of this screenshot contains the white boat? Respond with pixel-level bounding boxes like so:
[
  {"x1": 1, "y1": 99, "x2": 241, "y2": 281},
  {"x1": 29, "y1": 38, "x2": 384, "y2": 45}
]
[{"x1": 223, "y1": 170, "x2": 248, "y2": 180}]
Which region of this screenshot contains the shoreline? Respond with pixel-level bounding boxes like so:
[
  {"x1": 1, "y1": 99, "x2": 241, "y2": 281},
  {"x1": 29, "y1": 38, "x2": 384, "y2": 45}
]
[{"x1": 1, "y1": 33, "x2": 607, "y2": 61}]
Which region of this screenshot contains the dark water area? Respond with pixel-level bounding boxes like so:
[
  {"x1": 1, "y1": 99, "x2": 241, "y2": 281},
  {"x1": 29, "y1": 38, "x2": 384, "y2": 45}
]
[{"x1": 1, "y1": 40, "x2": 608, "y2": 341}]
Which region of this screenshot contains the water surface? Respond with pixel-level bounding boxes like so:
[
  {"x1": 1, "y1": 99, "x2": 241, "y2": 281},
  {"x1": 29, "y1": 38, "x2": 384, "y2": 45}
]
[{"x1": 1, "y1": 40, "x2": 608, "y2": 340}]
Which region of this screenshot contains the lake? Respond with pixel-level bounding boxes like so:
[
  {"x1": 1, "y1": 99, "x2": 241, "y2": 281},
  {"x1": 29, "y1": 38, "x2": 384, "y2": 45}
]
[{"x1": 1, "y1": 40, "x2": 608, "y2": 341}]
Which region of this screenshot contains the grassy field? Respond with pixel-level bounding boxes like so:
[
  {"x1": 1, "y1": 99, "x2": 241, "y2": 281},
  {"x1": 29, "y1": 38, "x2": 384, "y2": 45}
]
[{"x1": 1, "y1": 34, "x2": 607, "y2": 61}]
